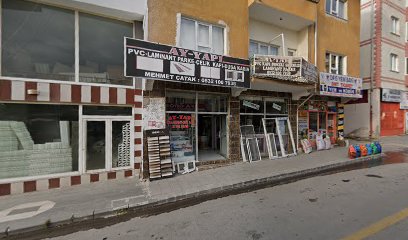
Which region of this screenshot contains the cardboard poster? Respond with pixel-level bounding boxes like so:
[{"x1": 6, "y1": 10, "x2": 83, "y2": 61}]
[{"x1": 143, "y1": 97, "x2": 166, "y2": 130}]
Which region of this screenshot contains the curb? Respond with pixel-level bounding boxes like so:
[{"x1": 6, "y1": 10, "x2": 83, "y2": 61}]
[{"x1": 1, "y1": 153, "x2": 385, "y2": 240}]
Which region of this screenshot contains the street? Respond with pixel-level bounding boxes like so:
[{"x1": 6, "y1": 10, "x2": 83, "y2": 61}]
[{"x1": 47, "y1": 161, "x2": 408, "y2": 240}]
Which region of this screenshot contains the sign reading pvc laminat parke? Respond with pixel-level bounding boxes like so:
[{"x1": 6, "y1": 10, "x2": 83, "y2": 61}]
[
  {"x1": 319, "y1": 72, "x2": 362, "y2": 98},
  {"x1": 251, "y1": 55, "x2": 318, "y2": 83},
  {"x1": 125, "y1": 38, "x2": 250, "y2": 88}
]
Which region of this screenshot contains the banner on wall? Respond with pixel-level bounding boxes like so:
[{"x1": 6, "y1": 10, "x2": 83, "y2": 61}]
[
  {"x1": 319, "y1": 72, "x2": 362, "y2": 98},
  {"x1": 400, "y1": 91, "x2": 408, "y2": 109},
  {"x1": 251, "y1": 55, "x2": 318, "y2": 84},
  {"x1": 125, "y1": 38, "x2": 251, "y2": 88},
  {"x1": 143, "y1": 97, "x2": 166, "y2": 130}
]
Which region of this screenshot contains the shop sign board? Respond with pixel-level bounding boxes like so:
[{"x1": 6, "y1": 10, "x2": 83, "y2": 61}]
[
  {"x1": 400, "y1": 91, "x2": 408, "y2": 109},
  {"x1": 319, "y1": 72, "x2": 362, "y2": 98},
  {"x1": 382, "y1": 88, "x2": 401, "y2": 102},
  {"x1": 125, "y1": 38, "x2": 250, "y2": 88},
  {"x1": 251, "y1": 55, "x2": 318, "y2": 83},
  {"x1": 242, "y1": 100, "x2": 260, "y2": 110}
]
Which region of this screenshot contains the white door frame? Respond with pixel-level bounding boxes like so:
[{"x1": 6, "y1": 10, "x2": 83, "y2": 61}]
[{"x1": 81, "y1": 116, "x2": 134, "y2": 173}]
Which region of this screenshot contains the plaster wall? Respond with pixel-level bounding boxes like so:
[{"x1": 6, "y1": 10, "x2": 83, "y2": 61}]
[
  {"x1": 317, "y1": 0, "x2": 361, "y2": 77},
  {"x1": 249, "y1": 19, "x2": 309, "y2": 58},
  {"x1": 148, "y1": 0, "x2": 249, "y2": 59}
]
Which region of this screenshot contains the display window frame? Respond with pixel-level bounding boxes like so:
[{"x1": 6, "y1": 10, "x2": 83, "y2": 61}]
[{"x1": 239, "y1": 96, "x2": 290, "y2": 157}]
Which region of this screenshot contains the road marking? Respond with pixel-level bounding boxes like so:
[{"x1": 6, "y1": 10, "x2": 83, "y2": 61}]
[
  {"x1": 0, "y1": 201, "x2": 55, "y2": 223},
  {"x1": 341, "y1": 207, "x2": 408, "y2": 240}
]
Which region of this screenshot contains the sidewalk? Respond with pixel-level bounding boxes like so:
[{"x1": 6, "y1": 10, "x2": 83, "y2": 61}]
[{"x1": 0, "y1": 136, "x2": 405, "y2": 237}]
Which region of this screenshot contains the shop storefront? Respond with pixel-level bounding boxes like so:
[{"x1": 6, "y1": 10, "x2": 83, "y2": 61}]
[
  {"x1": 239, "y1": 95, "x2": 290, "y2": 156},
  {"x1": 381, "y1": 89, "x2": 405, "y2": 136},
  {"x1": 297, "y1": 99, "x2": 339, "y2": 145},
  {"x1": 166, "y1": 91, "x2": 228, "y2": 163},
  {"x1": 124, "y1": 38, "x2": 251, "y2": 178},
  {"x1": 0, "y1": 0, "x2": 144, "y2": 194}
]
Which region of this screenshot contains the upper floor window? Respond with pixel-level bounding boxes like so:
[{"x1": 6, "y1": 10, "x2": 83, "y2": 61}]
[
  {"x1": 325, "y1": 53, "x2": 346, "y2": 75},
  {"x1": 391, "y1": 16, "x2": 400, "y2": 35},
  {"x1": 390, "y1": 53, "x2": 399, "y2": 72},
  {"x1": 249, "y1": 40, "x2": 279, "y2": 57},
  {"x1": 287, "y1": 49, "x2": 297, "y2": 57},
  {"x1": 2, "y1": 0, "x2": 134, "y2": 86},
  {"x1": 405, "y1": 57, "x2": 408, "y2": 75},
  {"x1": 179, "y1": 17, "x2": 225, "y2": 55},
  {"x1": 325, "y1": 0, "x2": 347, "y2": 20}
]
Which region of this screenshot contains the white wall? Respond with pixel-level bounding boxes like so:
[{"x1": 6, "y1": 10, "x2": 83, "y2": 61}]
[
  {"x1": 344, "y1": 102, "x2": 370, "y2": 138},
  {"x1": 249, "y1": 18, "x2": 308, "y2": 58},
  {"x1": 37, "y1": 0, "x2": 146, "y2": 21}
]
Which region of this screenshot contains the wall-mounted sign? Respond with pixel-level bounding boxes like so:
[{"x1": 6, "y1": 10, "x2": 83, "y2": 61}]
[
  {"x1": 242, "y1": 100, "x2": 260, "y2": 110},
  {"x1": 400, "y1": 91, "x2": 408, "y2": 109},
  {"x1": 319, "y1": 72, "x2": 362, "y2": 98},
  {"x1": 125, "y1": 38, "x2": 250, "y2": 88},
  {"x1": 382, "y1": 88, "x2": 401, "y2": 102},
  {"x1": 143, "y1": 97, "x2": 166, "y2": 130},
  {"x1": 251, "y1": 55, "x2": 318, "y2": 83}
]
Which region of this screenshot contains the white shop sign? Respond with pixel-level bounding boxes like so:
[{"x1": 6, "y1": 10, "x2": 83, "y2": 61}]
[
  {"x1": 382, "y1": 89, "x2": 401, "y2": 102},
  {"x1": 319, "y1": 72, "x2": 362, "y2": 98},
  {"x1": 400, "y1": 92, "x2": 408, "y2": 109},
  {"x1": 243, "y1": 100, "x2": 260, "y2": 110}
]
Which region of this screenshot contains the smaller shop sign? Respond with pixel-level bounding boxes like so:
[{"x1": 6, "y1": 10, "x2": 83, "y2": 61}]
[
  {"x1": 272, "y1": 103, "x2": 282, "y2": 111},
  {"x1": 400, "y1": 91, "x2": 408, "y2": 109},
  {"x1": 242, "y1": 100, "x2": 260, "y2": 110},
  {"x1": 382, "y1": 89, "x2": 401, "y2": 102},
  {"x1": 319, "y1": 73, "x2": 362, "y2": 98},
  {"x1": 167, "y1": 115, "x2": 194, "y2": 129}
]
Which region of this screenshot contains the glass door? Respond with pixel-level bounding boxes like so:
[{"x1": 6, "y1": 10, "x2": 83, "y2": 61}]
[
  {"x1": 85, "y1": 121, "x2": 106, "y2": 170},
  {"x1": 83, "y1": 118, "x2": 132, "y2": 171}
]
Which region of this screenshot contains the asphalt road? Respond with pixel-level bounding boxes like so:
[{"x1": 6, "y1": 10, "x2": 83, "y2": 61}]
[{"x1": 47, "y1": 162, "x2": 408, "y2": 240}]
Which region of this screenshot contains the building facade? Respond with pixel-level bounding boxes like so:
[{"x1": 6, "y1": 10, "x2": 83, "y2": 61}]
[
  {"x1": 0, "y1": 0, "x2": 146, "y2": 195},
  {"x1": 143, "y1": 0, "x2": 361, "y2": 178},
  {"x1": 355, "y1": 0, "x2": 407, "y2": 138}
]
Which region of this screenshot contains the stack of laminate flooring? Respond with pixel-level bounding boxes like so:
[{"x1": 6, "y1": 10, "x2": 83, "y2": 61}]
[{"x1": 146, "y1": 130, "x2": 173, "y2": 180}]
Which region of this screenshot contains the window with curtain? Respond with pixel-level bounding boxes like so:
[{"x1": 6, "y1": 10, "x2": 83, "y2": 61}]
[{"x1": 179, "y1": 17, "x2": 225, "y2": 55}]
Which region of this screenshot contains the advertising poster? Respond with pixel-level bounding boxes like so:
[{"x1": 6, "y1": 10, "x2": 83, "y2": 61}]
[
  {"x1": 143, "y1": 97, "x2": 166, "y2": 130},
  {"x1": 319, "y1": 72, "x2": 362, "y2": 98}
]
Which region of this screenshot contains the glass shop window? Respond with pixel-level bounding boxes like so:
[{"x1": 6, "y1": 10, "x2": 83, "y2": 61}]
[
  {"x1": 79, "y1": 13, "x2": 133, "y2": 85},
  {"x1": 0, "y1": 103, "x2": 79, "y2": 179},
  {"x1": 2, "y1": 0, "x2": 75, "y2": 81},
  {"x1": 240, "y1": 97, "x2": 264, "y2": 114},
  {"x1": 197, "y1": 94, "x2": 227, "y2": 113},
  {"x1": 166, "y1": 91, "x2": 196, "y2": 112}
]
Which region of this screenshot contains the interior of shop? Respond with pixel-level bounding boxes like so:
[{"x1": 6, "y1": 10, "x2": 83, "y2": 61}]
[{"x1": 197, "y1": 114, "x2": 227, "y2": 161}]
